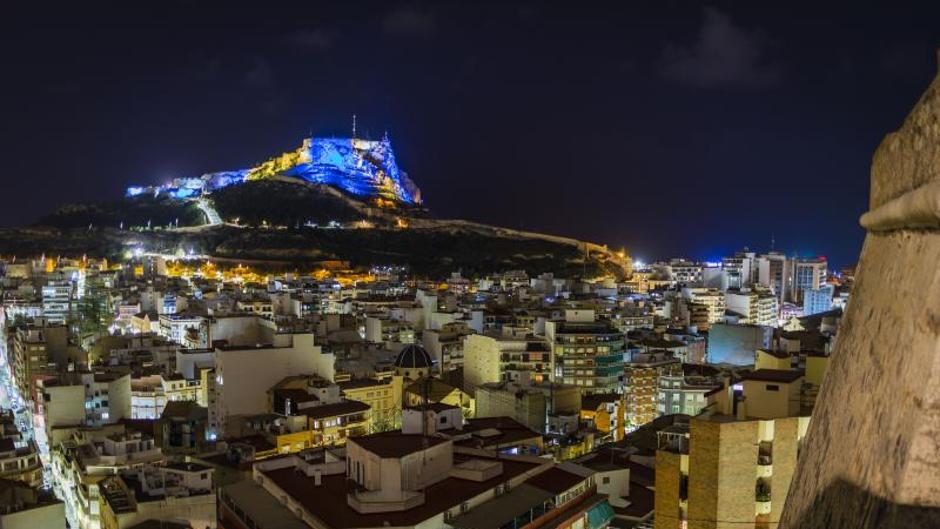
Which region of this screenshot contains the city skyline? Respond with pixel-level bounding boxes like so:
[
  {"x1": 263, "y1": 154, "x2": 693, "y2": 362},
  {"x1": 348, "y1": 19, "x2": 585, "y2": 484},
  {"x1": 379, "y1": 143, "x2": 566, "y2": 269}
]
[{"x1": 0, "y1": 4, "x2": 939, "y2": 529}]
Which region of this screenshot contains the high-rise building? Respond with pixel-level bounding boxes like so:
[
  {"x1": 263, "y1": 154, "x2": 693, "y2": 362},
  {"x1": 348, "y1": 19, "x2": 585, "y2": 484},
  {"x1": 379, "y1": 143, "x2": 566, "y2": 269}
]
[
  {"x1": 724, "y1": 289, "x2": 778, "y2": 327},
  {"x1": 803, "y1": 284, "x2": 834, "y2": 316},
  {"x1": 756, "y1": 253, "x2": 792, "y2": 304},
  {"x1": 654, "y1": 361, "x2": 824, "y2": 529},
  {"x1": 462, "y1": 330, "x2": 552, "y2": 394},
  {"x1": 624, "y1": 351, "x2": 681, "y2": 428},
  {"x1": 677, "y1": 288, "x2": 726, "y2": 331},
  {"x1": 546, "y1": 310, "x2": 625, "y2": 394},
  {"x1": 722, "y1": 251, "x2": 757, "y2": 289},
  {"x1": 41, "y1": 282, "x2": 72, "y2": 324},
  {"x1": 655, "y1": 412, "x2": 810, "y2": 529},
  {"x1": 791, "y1": 258, "x2": 828, "y2": 304},
  {"x1": 12, "y1": 319, "x2": 68, "y2": 398},
  {"x1": 665, "y1": 259, "x2": 704, "y2": 285}
]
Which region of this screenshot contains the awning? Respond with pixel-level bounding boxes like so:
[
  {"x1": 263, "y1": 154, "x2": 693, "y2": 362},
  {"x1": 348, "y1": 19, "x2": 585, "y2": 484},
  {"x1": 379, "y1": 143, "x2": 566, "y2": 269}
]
[{"x1": 587, "y1": 500, "x2": 616, "y2": 529}]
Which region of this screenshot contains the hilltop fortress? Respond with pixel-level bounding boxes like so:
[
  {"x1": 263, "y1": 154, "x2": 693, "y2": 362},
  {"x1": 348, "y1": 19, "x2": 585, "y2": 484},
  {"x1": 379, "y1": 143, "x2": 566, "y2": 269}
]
[{"x1": 127, "y1": 134, "x2": 422, "y2": 205}]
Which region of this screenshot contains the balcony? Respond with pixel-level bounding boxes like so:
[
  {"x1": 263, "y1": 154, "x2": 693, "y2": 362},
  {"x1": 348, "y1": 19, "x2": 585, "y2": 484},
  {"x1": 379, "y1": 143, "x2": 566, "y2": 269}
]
[
  {"x1": 757, "y1": 462, "x2": 773, "y2": 478},
  {"x1": 756, "y1": 479, "x2": 771, "y2": 513},
  {"x1": 656, "y1": 425, "x2": 690, "y2": 454}
]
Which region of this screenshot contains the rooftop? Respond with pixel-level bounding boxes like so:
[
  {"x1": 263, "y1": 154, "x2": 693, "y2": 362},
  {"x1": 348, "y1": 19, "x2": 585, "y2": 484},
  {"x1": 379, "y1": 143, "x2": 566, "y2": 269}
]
[
  {"x1": 448, "y1": 484, "x2": 552, "y2": 529},
  {"x1": 404, "y1": 402, "x2": 460, "y2": 413},
  {"x1": 457, "y1": 417, "x2": 541, "y2": 449},
  {"x1": 525, "y1": 467, "x2": 587, "y2": 495},
  {"x1": 743, "y1": 369, "x2": 804, "y2": 383},
  {"x1": 165, "y1": 462, "x2": 212, "y2": 473},
  {"x1": 350, "y1": 432, "x2": 449, "y2": 458},
  {"x1": 261, "y1": 453, "x2": 541, "y2": 529},
  {"x1": 221, "y1": 480, "x2": 308, "y2": 529},
  {"x1": 300, "y1": 400, "x2": 370, "y2": 420}
]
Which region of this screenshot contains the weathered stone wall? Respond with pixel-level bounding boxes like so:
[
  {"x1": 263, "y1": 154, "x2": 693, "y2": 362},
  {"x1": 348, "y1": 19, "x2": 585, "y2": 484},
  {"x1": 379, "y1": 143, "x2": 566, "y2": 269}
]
[{"x1": 779, "y1": 58, "x2": 940, "y2": 528}]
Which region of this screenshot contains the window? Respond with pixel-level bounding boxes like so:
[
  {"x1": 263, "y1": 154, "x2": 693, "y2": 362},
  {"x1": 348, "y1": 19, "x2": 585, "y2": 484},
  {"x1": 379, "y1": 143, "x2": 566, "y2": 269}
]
[
  {"x1": 766, "y1": 384, "x2": 779, "y2": 392},
  {"x1": 602, "y1": 476, "x2": 610, "y2": 484},
  {"x1": 440, "y1": 416, "x2": 447, "y2": 424}
]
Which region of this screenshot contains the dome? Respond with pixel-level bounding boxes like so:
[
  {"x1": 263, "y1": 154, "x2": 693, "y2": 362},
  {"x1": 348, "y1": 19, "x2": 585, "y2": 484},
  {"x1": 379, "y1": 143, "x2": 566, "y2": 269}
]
[{"x1": 394, "y1": 344, "x2": 433, "y2": 369}]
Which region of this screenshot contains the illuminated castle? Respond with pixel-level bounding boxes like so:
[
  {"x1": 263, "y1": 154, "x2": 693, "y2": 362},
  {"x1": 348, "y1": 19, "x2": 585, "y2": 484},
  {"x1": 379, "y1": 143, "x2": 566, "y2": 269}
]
[{"x1": 127, "y1": 132, "x2": 421, "y2": 205}]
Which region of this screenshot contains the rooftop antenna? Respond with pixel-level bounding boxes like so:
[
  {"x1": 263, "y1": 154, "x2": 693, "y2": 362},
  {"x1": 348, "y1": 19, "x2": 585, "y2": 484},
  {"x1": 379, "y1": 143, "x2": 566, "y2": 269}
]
[
  {"x1": 352, "y1": 114, "x2": 357, "y2": 139},
  {"x1": 770, "y1": 234, "x2": 776, "y2": 252}
]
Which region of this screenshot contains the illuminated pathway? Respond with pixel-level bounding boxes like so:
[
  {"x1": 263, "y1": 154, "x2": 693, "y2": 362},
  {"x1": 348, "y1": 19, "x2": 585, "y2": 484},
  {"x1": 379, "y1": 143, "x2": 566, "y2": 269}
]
[{"x1": 196, "y1": 197, "x2": 222, "y2": 226}]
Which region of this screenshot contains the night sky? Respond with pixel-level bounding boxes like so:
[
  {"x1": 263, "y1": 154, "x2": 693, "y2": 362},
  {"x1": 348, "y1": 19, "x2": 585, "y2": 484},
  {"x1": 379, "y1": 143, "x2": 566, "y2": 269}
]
[{"x1": 3, "y1": 2, "x2": 939, "y2": 269}]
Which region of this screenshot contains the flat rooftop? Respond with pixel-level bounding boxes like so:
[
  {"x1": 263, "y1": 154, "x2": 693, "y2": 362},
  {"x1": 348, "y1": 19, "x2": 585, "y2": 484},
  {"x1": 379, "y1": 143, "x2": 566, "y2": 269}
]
[
  {"x1": 350, "y1": 432, "x2": 449, "y2": 458},
  {"x1": 222, "y1": 480, "x2": 308, "y2": 529},
  {"x1": 262, "y1": 453, "x2": 541, "y2": 529},
  {"x1": 743, "y1": 369, "x2": 804, "y2": 383},
  {"x1": 449, "y1": 484, "x2": 552, "y2": 529}
]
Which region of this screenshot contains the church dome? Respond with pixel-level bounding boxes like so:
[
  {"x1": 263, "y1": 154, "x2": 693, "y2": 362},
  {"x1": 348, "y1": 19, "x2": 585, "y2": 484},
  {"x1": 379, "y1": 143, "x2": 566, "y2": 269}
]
[{"x1": 394, "y1": 344, "x2": 433, "y2": 369}]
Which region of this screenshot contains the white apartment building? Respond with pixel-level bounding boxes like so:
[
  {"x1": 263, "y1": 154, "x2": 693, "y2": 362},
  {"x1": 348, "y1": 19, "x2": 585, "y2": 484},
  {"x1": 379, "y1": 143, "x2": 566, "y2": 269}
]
[{"x1": 208, "y1": 331, "x2": 335, "y2": 438}]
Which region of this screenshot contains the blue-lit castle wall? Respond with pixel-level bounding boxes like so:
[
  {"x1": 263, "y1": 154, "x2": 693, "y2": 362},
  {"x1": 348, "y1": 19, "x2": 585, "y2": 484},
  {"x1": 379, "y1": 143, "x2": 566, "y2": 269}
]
[
  {"x1": 282, "y1": 138, "x2": 418, "y2": 204},
  {"x1": 126, "y1": 136, "x2": 420, "y2": 205}
]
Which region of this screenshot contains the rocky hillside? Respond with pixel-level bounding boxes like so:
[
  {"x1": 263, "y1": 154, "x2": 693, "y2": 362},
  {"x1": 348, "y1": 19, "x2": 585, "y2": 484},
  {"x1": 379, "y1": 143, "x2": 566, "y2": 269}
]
[{"x1": 20, "y1": 145, "x2": 628, "y2": 279}]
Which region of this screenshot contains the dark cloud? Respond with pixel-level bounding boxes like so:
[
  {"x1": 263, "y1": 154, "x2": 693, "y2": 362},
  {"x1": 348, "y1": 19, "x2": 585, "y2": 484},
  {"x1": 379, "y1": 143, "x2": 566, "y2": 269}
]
[
  {"x1": 661, "y1": 7, "x2": 779, "y2": 88},
  {"x1": 382, "y1": 6, "x2": 436, "y2": 36},
  {"x1": 285, "y1": 29, "x2": 335, "y2": 51}
]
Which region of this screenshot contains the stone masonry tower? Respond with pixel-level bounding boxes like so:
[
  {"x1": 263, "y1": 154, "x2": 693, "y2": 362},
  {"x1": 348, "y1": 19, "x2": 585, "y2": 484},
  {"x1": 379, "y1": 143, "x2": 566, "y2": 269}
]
[{"x1": 779, "y1": 56, "x2": 940, "y2": 527}]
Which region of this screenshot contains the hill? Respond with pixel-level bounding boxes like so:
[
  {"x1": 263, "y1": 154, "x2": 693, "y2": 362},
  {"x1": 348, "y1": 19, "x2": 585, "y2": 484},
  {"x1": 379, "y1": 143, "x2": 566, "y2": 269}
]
[{"x1": 15, "y1": 132, "x2": 630, "y2": 279}]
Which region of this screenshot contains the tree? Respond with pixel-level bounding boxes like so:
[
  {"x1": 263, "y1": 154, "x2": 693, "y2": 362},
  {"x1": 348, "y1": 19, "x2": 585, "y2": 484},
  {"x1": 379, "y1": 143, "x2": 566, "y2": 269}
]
[
  {"x1": 71, "y1": 277, "x2": 114, "y2": 346},
  {"x1": 369, "y1": 409, "x2": 399, "y2": 434}
]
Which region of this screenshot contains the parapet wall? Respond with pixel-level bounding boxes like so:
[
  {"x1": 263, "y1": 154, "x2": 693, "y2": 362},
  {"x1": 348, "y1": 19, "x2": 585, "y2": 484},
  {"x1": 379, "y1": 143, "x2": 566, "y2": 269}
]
[{"x1": 779, "y1": 56, "x2": 940, "y2": 528}]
